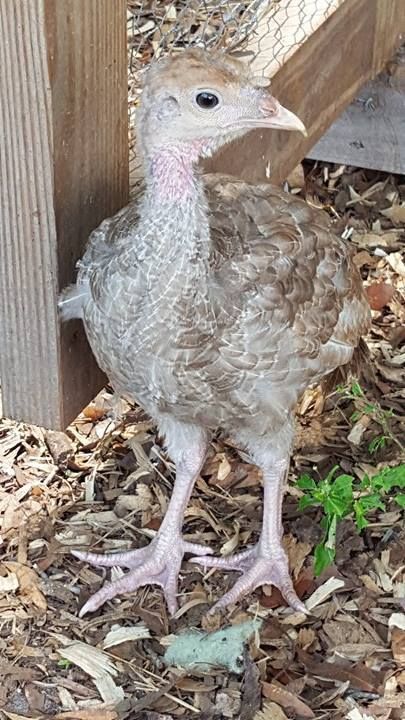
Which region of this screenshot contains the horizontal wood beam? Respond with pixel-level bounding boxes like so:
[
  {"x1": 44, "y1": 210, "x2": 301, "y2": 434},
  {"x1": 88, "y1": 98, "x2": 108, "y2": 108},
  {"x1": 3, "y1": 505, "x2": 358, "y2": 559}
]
[
  {"x1": 206, "y1": 0, "x2": 405, "y2": 183},
  {"x1": 0, "y1": 0, "x2": 128, "y2": 428}
]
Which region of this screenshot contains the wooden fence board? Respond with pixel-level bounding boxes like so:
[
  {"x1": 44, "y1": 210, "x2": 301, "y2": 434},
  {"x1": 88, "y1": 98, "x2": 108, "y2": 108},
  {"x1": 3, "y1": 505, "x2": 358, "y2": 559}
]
[{"x1": 0, "y1": 0, "x2": 128, "y2": 428}]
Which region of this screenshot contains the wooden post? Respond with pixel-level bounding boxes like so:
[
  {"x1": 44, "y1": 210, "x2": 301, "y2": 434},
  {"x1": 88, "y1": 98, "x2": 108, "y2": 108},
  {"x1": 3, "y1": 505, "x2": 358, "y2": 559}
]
[
  {"x1": 207, "y1": 0, "x2": 405, "y2": 183},
  {"x1": 0, "y1": 0, "x2": 128, "y2": 428}
]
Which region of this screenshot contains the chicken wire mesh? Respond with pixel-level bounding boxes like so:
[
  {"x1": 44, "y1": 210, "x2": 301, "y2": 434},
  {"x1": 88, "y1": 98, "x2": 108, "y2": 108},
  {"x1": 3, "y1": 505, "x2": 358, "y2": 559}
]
[{"x1": 127, "y1": 0, "x2": 341, "y2": 188}]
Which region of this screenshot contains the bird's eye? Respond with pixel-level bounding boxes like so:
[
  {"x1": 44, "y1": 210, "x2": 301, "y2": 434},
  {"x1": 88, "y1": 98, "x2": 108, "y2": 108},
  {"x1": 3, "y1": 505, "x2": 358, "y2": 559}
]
[{"x1": 195, "y1": 91, "x2": 220, "y2": 109}]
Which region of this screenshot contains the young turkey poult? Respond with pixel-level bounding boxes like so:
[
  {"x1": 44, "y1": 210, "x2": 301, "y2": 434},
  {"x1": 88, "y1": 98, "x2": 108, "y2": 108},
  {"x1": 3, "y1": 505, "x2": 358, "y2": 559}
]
[{"x1": 60, "y1": 49, "x2": 370, "y2": 617}]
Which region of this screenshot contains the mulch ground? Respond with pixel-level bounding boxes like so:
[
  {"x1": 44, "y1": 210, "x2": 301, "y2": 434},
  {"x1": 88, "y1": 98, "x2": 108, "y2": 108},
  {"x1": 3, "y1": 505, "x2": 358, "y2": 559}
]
[{"x1": 1, "y1": 157, "x2": 404, "y2": 720}]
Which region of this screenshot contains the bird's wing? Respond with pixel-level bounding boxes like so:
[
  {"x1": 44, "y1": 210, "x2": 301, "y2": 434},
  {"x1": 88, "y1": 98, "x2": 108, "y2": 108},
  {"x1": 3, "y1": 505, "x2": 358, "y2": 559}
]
[
  {"x1": 205, "y1": 174, "x2": 370, "y2": 384},
  {"x1": 78, "y1": 198, "x2": 141, "y2": 285}
]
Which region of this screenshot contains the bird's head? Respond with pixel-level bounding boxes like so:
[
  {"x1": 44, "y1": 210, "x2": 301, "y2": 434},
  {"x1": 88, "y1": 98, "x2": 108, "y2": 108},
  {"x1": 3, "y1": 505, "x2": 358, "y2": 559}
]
[{"x1": 137, "y1": 48, "x2": 306, "y2": 161}]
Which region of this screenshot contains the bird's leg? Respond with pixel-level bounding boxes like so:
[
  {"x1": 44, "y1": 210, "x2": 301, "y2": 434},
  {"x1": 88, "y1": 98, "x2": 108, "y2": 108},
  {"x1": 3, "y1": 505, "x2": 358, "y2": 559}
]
[
  {"x1": 192, "y1": 428, "x2": 306, "y2": 613},
  {"x1": 73, "y1": 423, "x2": 209, "y2": 616}
]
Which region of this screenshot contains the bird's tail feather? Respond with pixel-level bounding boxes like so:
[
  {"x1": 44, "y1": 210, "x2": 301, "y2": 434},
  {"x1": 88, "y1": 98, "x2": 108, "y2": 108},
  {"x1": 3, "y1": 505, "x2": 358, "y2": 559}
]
[
  {"x1": 58, "y1": 284, "x2": 88, "y2": 321},
  {"x1": 322, "y1": 338, "x2": 373, "y2": 394}
]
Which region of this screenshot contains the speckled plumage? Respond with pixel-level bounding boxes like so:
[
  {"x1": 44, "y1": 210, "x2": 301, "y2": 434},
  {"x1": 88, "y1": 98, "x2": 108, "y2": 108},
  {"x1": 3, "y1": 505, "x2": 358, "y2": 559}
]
[{"x1": 61, "y1": 49, "x2": 370, "y2": 616}]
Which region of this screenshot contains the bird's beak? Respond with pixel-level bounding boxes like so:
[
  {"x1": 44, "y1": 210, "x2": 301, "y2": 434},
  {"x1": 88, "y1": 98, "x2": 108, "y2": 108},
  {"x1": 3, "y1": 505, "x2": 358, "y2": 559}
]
[{"x1": 254, "y1": 97, "x2": 307, "y2": 136}]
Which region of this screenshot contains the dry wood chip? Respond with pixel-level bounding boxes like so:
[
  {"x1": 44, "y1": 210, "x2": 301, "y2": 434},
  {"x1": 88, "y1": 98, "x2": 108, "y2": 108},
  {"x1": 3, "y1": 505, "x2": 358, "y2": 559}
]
[
  {"x1": 217, "y1": 452, "x2": 232, "y2": 482},
  {"x1": 102, "y1": 622, "x2": 151, "y2": 648},
  {"x1": 53, "y1": 711, "x2": 118, "y2": 720},
  {"x1": 388, "y1": 612, "x2": 405, "y2": 631},
  {"x1": 386, "y1": 251, "x2": 405, "y2": 277},
  {"x1": 333, "y1": 643, "x2": 386, "y2": 662},
  {"x1": 165, "y1": 5, "x2": 177, "y2": 22},
  {"x1": 389, "y1": 613, "x2": 405, "y2": 664},
  {"x1": 373, "y1": 558, "x2": 393, "y2": 593},
  {"x1": 4, "y1": 561, "x2": 47, "y2": 612},
  {"x1": 305, "y1": 577, "x2": 345, "y2": 610},
  {"x1": 353, "y1": 250, "x2": 376, "y2": 268},
  {"x1": 352, "y1": 230, "x2": 401, "y2": 248},
  {"x1": 57, "y1": 686, "x2": 76, "y2": 711},
  {"x1": 283, "y1": 534, "x2": 312, "y2": 580},
  {"x1": 220, "y1": 523, "x2": 240, "y2": 556},
  {"x1": 45, "y1": 429, "x2": 74, "y2": 464},
  {"x1": 184, "y1": 505, "x2": 223, "y2": 533},
  {"x1": 84, "y1": 510, "x2": 119, "y2": 527},
  {"x1": 297, "y1": 650, "x2": 384, "y2": 693},
  {"x1": 173, "y1": 593, "x2": 209, "y2": 620},
  {"x1": 347, "y1": 415, "x2": 371, "y2": 445},
  {"x1": 216, "y1": 689, "x2": 241, "y2": 718},
  {"x1": 261, "y1": 682, "x2": 315, "y2": 718},
  {"x1": 56, "y1": 641, "x2": 124, "y2": 705},
  {"x1": 55, "y1": 530, "x2": 93, "y2": 547},
  {"x1": 391, "y1": 627, "x2": 405, "y2": 664},
  {"x1": 311, "y1": 681, "x2": 351, "y2": 710},
  {"x1": 347, "y1": 186, "x2": 376, "y2": 207},
  {"x1": 1, "y1": 713, "x2": 43, "y2": 720},
  {"x1": 115, "y1": 484, "x2": 153, "y2": 515},
  {"x1": 360, "y1": 574, "x2": 384, "y2": 594},
  {"x1": 297, "y1": 627, "x2": 316, "y2": 650},
  {"x1": 346, "y1": 709, "x2": 375, "y2": 720},
  {"x1": 57, "y1": 640, "x2": 118, "y2": 677},
  {"x1": 0, "y1": 661, "x2": 38, "y2": 681},
  {"x1": 175, "y1": 678, "x2": 218, "y2": 693},
  {"x1": 381, "y1": 203, "x2": 405, "y2": 224},
  {"x1": 254, "y1": 702, "x2": 288, "y2": 720},
  {"x1": 0, "y1": 570, "x2": 19, "y2": 593}
]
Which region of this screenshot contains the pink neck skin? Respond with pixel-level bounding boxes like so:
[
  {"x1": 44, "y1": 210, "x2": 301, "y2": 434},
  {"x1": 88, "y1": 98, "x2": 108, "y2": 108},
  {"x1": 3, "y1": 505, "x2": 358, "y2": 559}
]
[{"x1": 145, "y1": 140, "x2": 208, "y2": 204}]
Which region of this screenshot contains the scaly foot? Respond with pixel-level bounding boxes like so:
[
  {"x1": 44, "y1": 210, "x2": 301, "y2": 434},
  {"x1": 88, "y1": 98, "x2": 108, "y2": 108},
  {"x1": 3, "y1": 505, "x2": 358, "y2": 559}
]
[
  {"x1": 192, "y1": 543, "x2": 307, "y2": 613},
  {"x1": 73, "y1": 535, "x2": 212, "y2": 616}
]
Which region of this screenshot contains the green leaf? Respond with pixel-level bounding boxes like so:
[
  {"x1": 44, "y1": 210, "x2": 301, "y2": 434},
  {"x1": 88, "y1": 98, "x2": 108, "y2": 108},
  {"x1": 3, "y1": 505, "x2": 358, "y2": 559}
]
[
  {"x1": 297, "y1": 474, "x2": 317, "y2": 491},
  {"x1": 350, "y1": 410, "x2": 362, "y2": 422},
  {"x1": 298, "y1": 495, "x2": 318, "y2": 511},
  {"x1": 370, "y1": 465, "x2": 405, "y2": 492},
  {"x1": 354, "y1": 494, "x2": 385, "y2": 530},
  {"x1": 320, "y1": 515, "x2": 329, "y2": 531},
  {"x1": 368, "y1": 436, "x2": 387, "y2": 454},
  {"x1": 360, "y1": 474, "x2": 372, "y2": 490},
  {"x1": 333, "y1": 474, "x2": 354, "y2": 494},
  {"x1": 314, "y1": 543, "x2": 335, "y2": 575},
  {"x1": 395, "y1": 494, "x2": 405, "y2": 509},
  {"x1": 356, "y1": 494, "x2": 386, "y2": 512},
  {"x1": 363, "y1": 403, "x2": 377, "y2": 414},
  {"x1": 324, "y1": 466, "x2": 340, "y2": 484},
  {"x1": 324, "y1": 475, "x2": 353, "y2": 518},
  {"x1": 350, "y1": 381, "x2": 364, "y2": 397},
  {"x1": 354, "y1": 503, "x2": 369, "y2": 531}
]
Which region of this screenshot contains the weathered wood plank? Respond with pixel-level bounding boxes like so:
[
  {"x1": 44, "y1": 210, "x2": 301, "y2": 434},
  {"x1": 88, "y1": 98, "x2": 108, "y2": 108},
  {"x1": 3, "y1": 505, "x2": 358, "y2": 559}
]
[
  {"x1": 308, "y1": 62, "x2": 405, "y2": 175},
  {"x1": 207, "y1": 0, "x2": 405, "y2": 184},
  {"x1": 0, "y1": 0, "x2": 128, "y2": 428}
]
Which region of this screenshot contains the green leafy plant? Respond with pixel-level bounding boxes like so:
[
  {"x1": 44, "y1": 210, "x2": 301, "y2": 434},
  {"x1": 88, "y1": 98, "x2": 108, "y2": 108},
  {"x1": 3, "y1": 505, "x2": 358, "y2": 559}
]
[
  {"x1": 336, "y1": 381, "x2": 402, "y2": 455},
  {"x1": 297, "y1": 464, "x2": 405, "y2": 575}
]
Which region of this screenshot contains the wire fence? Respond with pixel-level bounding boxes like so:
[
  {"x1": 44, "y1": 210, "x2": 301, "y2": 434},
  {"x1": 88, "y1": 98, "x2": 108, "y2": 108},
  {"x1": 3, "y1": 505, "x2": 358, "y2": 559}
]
[{"x1": 127, "y1": 0, "x2": 341, "y2": 187}]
